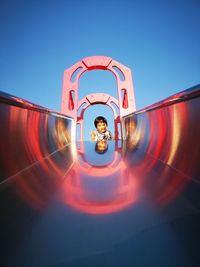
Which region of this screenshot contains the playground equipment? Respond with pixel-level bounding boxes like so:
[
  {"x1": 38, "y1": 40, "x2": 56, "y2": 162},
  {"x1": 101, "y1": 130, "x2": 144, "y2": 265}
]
[
  {"x1": 61, "y1": 56, "x2": 136, "y2": 140},
  {"x1": 0, "y1": 57, "x2": 200, "y2": 267}
]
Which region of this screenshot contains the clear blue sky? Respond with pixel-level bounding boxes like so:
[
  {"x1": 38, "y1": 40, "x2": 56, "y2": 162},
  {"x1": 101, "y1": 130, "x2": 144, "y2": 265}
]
[{"x1": 1, "y1": 0, "x2": 199, "y2": 139}]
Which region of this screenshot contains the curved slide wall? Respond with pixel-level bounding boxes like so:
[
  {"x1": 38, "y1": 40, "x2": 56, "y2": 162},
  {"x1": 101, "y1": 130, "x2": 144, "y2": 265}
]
[
  {"x1": 0, "y1": 92, "x2": 73, "y2": 183},
  {"x1": 124, "y1": 85, "x2": 200, "y2": 182}
]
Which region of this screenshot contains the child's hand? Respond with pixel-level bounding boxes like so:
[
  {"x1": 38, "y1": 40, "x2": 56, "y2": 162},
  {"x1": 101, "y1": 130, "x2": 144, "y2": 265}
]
[{"x1": 90, "y1": 131, "x2": 97, "y2": 141}]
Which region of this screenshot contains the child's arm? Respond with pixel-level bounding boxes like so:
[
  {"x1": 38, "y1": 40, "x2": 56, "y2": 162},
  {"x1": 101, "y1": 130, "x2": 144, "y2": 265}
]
[{"x1": 108, "y1": 131, "x2": 113, "y2": 140}]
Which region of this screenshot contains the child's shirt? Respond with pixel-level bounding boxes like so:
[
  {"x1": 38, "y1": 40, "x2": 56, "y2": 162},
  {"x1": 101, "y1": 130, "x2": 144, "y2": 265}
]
[{"x1": 92, "y1": 130, "x2": 112, "y2": 141}]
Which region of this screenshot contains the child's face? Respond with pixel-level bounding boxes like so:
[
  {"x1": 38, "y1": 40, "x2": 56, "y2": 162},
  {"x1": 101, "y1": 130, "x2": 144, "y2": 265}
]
[
  {"x1": 96, "y1": 140, "x2": 108, "y2": 152},
  {"x1": 96, "y1": 120, "x2": 107, "y2": 133}
]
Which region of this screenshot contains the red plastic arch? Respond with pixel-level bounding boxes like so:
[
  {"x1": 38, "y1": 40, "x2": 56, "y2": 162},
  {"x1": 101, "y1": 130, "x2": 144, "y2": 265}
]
[
  {"x1": 77, "y1": 93, "x2": 121, "y2": 140},
  {"x1": 61, "y1": 56, "x2": 136, "y2": 139}
]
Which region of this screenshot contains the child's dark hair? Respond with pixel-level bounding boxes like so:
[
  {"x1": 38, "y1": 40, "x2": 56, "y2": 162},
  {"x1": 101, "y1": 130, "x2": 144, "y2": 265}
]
[
  {"x1": 94, "y1": 116, "x2": 108, "y2": 128},
  {"x1": 95, "y1": 141, "x2": 108, "y2": 154}
]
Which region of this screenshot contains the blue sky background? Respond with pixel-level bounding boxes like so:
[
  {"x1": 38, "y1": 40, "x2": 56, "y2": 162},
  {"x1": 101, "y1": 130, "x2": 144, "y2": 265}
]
[{"x1": 1, "y1": 0, "x2": 199, "y2": 139}]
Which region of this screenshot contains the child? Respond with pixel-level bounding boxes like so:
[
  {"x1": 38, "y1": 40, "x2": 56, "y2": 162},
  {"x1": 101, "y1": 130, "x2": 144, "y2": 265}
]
[{"x1": 90, "y1": 116, "x2": 112, "y2": 141}]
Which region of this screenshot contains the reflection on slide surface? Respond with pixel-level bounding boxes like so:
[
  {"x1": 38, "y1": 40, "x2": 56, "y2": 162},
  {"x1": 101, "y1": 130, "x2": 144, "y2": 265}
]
[{"x1": 1, "y1": 140, "x2": 200, "y2": 267}]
